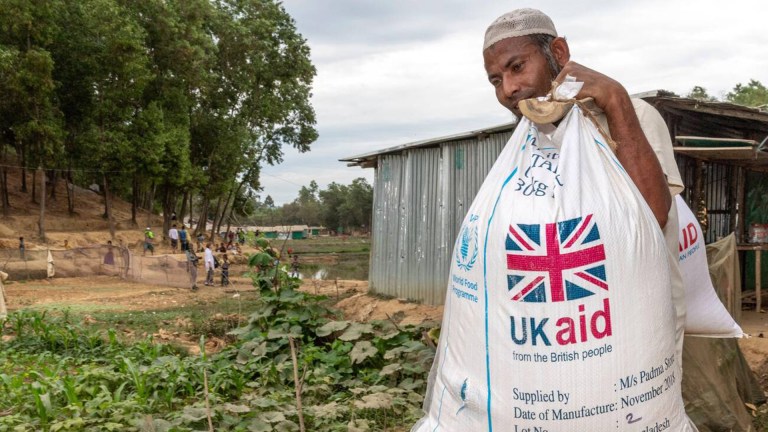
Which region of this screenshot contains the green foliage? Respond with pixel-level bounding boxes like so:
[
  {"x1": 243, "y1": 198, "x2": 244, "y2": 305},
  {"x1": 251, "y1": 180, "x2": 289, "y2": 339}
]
[
  {"x1": 0, "y1": 0, "x2": 317, "y2": 227},
  {"x1": 726, "y1": 79, "x2": 768, "y2": 108},
  {"x1": 253, "y1": 178, "x2": 374, "y2": 232},
  {"x1": 686, "y1": 85, "x2": 717, "y2": 102},
  {"x1": 0, "y1": 238, "x2": 435, "y2": 431}
]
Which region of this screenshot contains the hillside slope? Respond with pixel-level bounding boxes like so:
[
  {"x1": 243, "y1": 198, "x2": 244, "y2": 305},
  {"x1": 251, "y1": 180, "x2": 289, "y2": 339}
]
[{"x1": 0, "y1": 168, "x2": 164, "y2": 250}]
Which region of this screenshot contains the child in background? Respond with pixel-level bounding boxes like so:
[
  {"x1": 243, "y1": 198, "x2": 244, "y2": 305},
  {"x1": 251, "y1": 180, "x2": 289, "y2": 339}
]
[{"x1": 220, "y1": 254, "x2": 230, "y2": 286}]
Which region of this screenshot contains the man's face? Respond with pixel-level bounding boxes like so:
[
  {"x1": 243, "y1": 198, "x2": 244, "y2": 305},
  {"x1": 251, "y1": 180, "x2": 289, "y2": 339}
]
[{"x1": 483, "y1": 36, "x2": 555, "y2": 118}]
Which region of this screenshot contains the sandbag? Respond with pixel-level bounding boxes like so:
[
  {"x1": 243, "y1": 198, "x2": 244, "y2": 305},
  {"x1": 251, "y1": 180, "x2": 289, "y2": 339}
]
[
  {"x1": 676, "y1": 196, "x2": 743, "y2": 337},
  {"x1": 414, "y1": 106, "x2": 692, "y2": 431},
  {"x1": 706, "y1": 234, "x2": 742, "y2": 322}
]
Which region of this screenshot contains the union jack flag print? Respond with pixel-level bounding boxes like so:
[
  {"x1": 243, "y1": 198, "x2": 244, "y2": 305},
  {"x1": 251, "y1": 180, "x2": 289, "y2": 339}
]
[{"x1": 506, "y1": 214, "x2": 607, "y2": 303}]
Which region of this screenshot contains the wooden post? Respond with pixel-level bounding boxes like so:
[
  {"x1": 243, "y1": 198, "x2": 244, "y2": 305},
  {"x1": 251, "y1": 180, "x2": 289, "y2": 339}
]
[
  {"x1": 735, "y1": 167, "x2": 746, "y2": 244},
  {"x1": 757, "y1": 250, "x2": 762, "y2": 312},
  {"x1": 38, "y1": 166, "x2": 46, "y2": 241}
]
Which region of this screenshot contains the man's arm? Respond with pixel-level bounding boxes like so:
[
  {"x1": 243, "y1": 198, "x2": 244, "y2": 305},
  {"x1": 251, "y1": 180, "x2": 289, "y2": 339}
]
[{"x1": 556, "y1": 61, "x2": 671, "y2": 228}]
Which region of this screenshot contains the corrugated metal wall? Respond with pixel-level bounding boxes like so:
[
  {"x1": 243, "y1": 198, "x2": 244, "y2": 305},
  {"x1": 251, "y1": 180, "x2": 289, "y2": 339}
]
[{"x1": 369, "y1": 131, "x2": 512, "y2": 305}]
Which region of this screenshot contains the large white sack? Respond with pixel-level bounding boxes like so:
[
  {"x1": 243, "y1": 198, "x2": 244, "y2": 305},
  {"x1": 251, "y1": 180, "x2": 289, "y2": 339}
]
[
  {"x1": 677, "y1": 195, "x2": 743, "y2": 337},
  {"x1": 414, "y1": 106, "x2": 692, "y2": 431}
]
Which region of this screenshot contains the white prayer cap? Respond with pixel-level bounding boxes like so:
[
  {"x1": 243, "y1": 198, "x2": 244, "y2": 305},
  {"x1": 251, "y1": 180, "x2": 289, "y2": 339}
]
[{"x1": 483, "y1": 8, "x2": 557, "y2": 51}]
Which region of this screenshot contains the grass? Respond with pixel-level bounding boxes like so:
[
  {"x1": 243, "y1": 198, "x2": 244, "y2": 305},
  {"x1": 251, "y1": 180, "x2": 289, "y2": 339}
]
[
  {"x1": 11, "y1": 291, "x2": 264, "y2": 345},
  {"x1": 282, "y1": 236, "x2": 371, "y2": 254}
]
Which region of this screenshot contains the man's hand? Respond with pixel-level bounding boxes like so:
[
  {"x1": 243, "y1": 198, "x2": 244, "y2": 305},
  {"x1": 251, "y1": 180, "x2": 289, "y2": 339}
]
[{"x1": 554, "y1": 61, "x2": 672, "y2": 228}]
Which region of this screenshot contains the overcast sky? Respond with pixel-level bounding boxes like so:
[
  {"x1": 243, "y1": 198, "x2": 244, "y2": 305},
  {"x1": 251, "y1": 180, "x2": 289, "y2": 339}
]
[{"x1": 260, "y1": 0, "x2": 767, "y2": 204}]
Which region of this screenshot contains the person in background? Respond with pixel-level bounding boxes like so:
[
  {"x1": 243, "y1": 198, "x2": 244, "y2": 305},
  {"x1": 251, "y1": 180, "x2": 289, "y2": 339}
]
[
  {"x1": 18, "y1": 236, "x2": 25, "y2": 260},
  {"x1": 186, "y1": 248, "x2": 200, "y2": 291},
  {"x1": 143, "y1": 227, "x2": 155, "y2": 256},
  {"x1": 290, "y1": 254, "x2": 300, "y2": 278},
  {"x1": 178, "y1": 225, "x2": 189, "y2": 252},
  {"x1": 103, "y1": 240, "x2": 115, "y2": 265},
  {"x1": 220, "y1": 254, "x2": 230, "y2": 286},
  {"x1": 63, "y1": 239, "x2": 71, "y2": 250},
  {"x1": 168, "y1": 224, "x2": 179, "y2": 252},
  {"x1": 203, "y1": 243, "x2": 215, "y2": 286}
]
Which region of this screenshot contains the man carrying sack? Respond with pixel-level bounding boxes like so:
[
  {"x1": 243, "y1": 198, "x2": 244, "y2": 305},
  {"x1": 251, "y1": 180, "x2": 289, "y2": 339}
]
[{"x1": 413, "y1": 8, "x2": 694, "y2": 431}]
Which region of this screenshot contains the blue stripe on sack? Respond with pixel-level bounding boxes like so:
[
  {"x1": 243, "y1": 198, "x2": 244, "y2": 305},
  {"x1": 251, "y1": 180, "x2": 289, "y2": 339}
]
[
  {"x1": 483, "y1": 166, "x2": 519, "y2": 432},
  {"x1": 594, "y1": 138, "x2": 627, "y2": 174},
  {"x1": 433, "y1": 385, "x2": 447, "y2": 431},
  {"x1": 432, "y1": 283, "x2": 454, "y2": 430}
]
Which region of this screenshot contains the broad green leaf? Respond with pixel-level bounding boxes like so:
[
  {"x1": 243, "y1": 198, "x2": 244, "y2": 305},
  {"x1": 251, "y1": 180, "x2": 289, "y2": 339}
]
[
  {"x1": 316, "y1": 320, "x2": 349, "y2": 337},
  {"x1": 260, "y1": 411, "x2": 286, "y2": 423},
  {"x1": 339, "y1": 323, "x2": 374, "y2": 342},
  {"x1": 180, "y1": 406, "x2": 208, "y2": 422},
  {"x1": 250, "y1": 306, "x2": 276, "y2": 321},
  {"x1": 223, "y1": 403, "x2": 251, "y2": 413},
  {"x1": 379, "y1": 363, "x2": 402, "y2": 376},
  {"x1": 310, "y1": 401, "x2": 347, "y2": 419},
  {"x1": 349, "y1": 341, "x2": 377, "y2": 364},
  {"x1": 347, "y1": 419, "x2": 371, "y2": 431},
  {"x1": 380, "y1": 330, "x2": 401, "y2": 340},
  {"x1": 267, "y1": 325, "x2": 301, "y2": 339},
  {"x1": 274, "y1": 420, "x2": 299, "y2": 431},
  {"x1": 354, "y1": 392, "x2": 393, "y2": 410},
  {"x1": 247, "y1": 418, "x2": 273, "y2": 432},
  {"x1": 237, "y1": 340, "x2": 266, "y2": 364},
  {"x1": 383, "y1": 347, "x2": 405, "y2": 360}
]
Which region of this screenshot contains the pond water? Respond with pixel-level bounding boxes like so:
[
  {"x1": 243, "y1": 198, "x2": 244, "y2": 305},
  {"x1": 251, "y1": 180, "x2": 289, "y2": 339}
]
[{"x1": 297, "y1": 253, "x2": 369, "y2": 281}]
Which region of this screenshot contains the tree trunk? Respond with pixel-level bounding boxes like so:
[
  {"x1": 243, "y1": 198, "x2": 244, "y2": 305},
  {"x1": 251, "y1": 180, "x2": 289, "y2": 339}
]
[
  {"x1": 3, "y1": 168, "x2": 9, "y2": 208},
  {"x1": 195, "y1": 196, "x2": 210, "y2": 237},
  {"x1": 179, "y1": 190, "x2": 189, "y2": 227},
  {"x1": 31, "y1": 166, "x2": 37, "y2": 204},
  {"x1": 145, "y1": 181, "x2": 156, "y2": 229},
  {"x1": 216, "y1": 188, "x2": 235, "y2": 239},
  {"x1": 37, "y1": 166, "x2": 46, "y2": 241},
  {"x1": 0, "y1": 166, "x2": 8, "y2": 217},
  {"x1": 209, "y1": 195, "x2": 224, "y2": 241},
  {"x1": 48, "y1": 170, "x2": 56, "y2": 200},
  {"x1": 161, "y1": 185, "x2": 173, "y2": 240},
  {"x1": 65, "y1": 167, "x2": 75, "y2": 215},
  {"x1": 103, "y1": 186, "x2": 108, "y2": 218},
  {"x1": 20, "y1": 147, "x2": 27, "y2": 193},
  {"x1": 226, "y1": 180, "x2": 246, "y2": 234},
  {"x1": 103, "y1": 174, "x2": 116, "y2": 240},
  {"x1": 131, "y1": 174, "x2": 138, "y2": 226}
]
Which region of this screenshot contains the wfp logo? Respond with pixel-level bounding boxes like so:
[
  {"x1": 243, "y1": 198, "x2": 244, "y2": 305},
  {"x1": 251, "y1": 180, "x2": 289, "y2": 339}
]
[{"x1": 456, "y1": 214, "x2": 479, "y2": 271}]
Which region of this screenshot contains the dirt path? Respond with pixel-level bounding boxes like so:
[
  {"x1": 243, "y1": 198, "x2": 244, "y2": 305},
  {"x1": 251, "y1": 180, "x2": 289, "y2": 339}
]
[
  {"x1": 3, "y1": 275, "x2": 443, "y2": 328},
  {"x1": 3, "y1": 276, "x2": 256, "y2": 311}
]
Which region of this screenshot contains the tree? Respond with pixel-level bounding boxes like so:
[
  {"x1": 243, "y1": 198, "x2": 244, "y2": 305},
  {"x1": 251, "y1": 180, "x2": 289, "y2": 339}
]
[
  {"x1": 0, "y1": 0, "x2": 317, "y2": 237},
  {"x1": 318, "y1": 182, "x2": 348, "y2": 231},
  {"x1": 726, "y1": 79, "x2": 768, "y2": 108},
  {"x1": 0, "y1": 0, "x2": 65, "y2": 231},
  {"x1": 687, "y1": 86, "x2": 717, "y2": 102}
]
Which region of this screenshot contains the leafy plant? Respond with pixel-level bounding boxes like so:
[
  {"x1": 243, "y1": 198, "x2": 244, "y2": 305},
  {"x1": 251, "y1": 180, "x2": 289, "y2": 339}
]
[{"x1": 0, "y1": 237, "x2": 437, "y2": 431}]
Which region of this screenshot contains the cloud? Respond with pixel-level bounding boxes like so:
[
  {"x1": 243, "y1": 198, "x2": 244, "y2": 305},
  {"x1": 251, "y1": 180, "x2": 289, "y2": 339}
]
[{"x1": 264, "y1": 0, "x2": 768, "y2": 205}]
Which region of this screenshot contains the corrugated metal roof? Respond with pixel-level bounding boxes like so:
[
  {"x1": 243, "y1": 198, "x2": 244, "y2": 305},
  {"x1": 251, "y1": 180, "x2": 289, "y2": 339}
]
[{"x1": 340, "y1": 121, "x2": 516, "y2": 165}]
